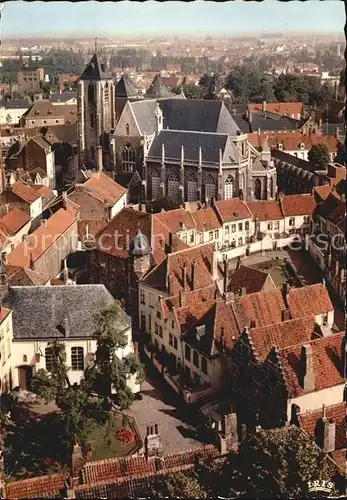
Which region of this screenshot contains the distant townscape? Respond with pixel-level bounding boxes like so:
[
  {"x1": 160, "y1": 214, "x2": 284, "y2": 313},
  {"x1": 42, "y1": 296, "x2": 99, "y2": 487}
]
[{"x1": 0, "y1": 25, "x2": 345, "y2": 500}]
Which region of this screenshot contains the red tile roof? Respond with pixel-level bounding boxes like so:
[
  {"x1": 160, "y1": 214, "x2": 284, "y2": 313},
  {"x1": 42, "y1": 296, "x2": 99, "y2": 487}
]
[
  {"x1": 286, "y1": 284, "x2": 333, "y2": 319},
  {"x1": 298, "y1": 402, "x2": 346, "y2": 451},
  {"x1": 191, "y1": 206, "x2": 221, "y2": 231},
  {"x1": 154, "y1": 207, "x2": 196, "y2": 233},
  {"x1": 171, "y1": 285, "x2": 220, "y2": 332},
  {"x1": 281, "y1": 194, "x2": 316, "y2": 217},
  {"x1": 248, "y1": 131, "x2": 340, "y2": 153},
  {"x1": 250, "y1": 316, "x2": 316, "y2": 362},
  {"x1": 313, "y1": 185, "x2": 336, "y2": 202},
  {"x1": 83, "y1": 172, "x2": 127, "y2": 206},
  {"x1": 5, "y1": 473, "x2": 68, "y2": 499},
  {"x1": 11, "y1": 180, "x2": 41, "y2": 203},
  {"x1": 0, "y1": 207, "x2": 31, "y2": 235},
  {"x1": 280, "y1": 332, "x2": 345, "y2": 397},
  {"x1": 247, "y1": 200, "x2": 283, "y2": 221},
  {"x1": 0, "y1": 307, "x2": 10, "y2": 323},
  {"x1": 229, "y1": 265, "x2": 271, "y2": 295},
  {"x1": 214, "y1": 198, "x2": 252, "y2": 223},
  {"x1": 248, "y1": 102, "x2": 303, "y2": 118},
  {"x1": 235, "y1": 288, "x2": 286, "y2": 330},
  {"x1": 7, "y1": 208, "x2": 76, "y2": 268}
]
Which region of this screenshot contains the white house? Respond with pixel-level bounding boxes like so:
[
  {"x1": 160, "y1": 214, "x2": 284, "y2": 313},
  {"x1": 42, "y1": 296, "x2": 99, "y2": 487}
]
[
  {"x1": 1, "y1": 282, "x2": 140, "y2": 394},
  {"x1": 0, "y1": 99, "x2": 30, "y2": 125}
]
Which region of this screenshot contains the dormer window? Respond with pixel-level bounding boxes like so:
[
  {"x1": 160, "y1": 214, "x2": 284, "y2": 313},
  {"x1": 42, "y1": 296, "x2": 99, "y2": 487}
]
[
  {"x1": 278, "y1": 144, "x2": 283, "y2": 150},
  {"x1": 300, "y1": 143, "x2": 305, "y2": 149}
]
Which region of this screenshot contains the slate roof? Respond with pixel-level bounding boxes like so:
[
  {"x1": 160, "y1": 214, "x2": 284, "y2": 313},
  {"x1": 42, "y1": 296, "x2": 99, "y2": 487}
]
[
  {"x1": 250, "y1": 113, "x2": 299, "y2": 133},
  {"x1": 129, "y1": 98, "x2": 241, "y2": 136},
  {"x1": 80, "y1": 53, "x2": 112, "y2": 81},
  {"x1": 145, "y1": 74, "x2": 172, "y2": 98},
  {"x1": 115, "y1": 75, "x2": 138, "y2": 98},
  {"x1": 0, "y1": 99, "x2": 30, "y2": 109},
  {"x1": 147, "y1": 130, "x2": 241, "y2": 163},
  {"x1": 50, "y1": 91, "x2": 77, "y2": 103},
  {"x1": 4, "y1": 284, "x2": 128, "y2": 340}
]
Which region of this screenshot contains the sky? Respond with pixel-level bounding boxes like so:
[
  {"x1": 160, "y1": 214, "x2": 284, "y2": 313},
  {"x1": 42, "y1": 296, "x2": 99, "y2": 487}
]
[{"x1": 1, "y1": 0, "x2": 345, "y2": 38}]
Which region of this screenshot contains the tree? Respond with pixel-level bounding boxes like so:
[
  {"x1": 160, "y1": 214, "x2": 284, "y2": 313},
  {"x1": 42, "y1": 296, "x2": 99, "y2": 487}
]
[
  {"x1": 182, "y1": 83, "x2": 204, "y2": 100},
  {"x1": 220, "y1": 427, "x2": 338, "y2": 499},
  {"x1": 308, "y1": 144, "x2": 330, "y2": 168},
  {"x1": 225, "y1": 65, "x2": 275, "y2": 103},
  {"x1": 153, "y1": 472, "x2": 207, "y2": 499}
]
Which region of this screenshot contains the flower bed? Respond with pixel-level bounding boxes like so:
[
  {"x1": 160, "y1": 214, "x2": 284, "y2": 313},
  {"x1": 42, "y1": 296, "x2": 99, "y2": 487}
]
[{"x1": 116, "y1": 427, "x2": 135, "y2": 444}]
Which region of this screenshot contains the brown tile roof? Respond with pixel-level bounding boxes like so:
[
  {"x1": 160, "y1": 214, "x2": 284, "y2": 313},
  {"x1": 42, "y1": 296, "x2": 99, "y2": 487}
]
[
  {"x1": 250, "y1": 316, "x2": 317, "y2": 362},
  {"x1": 313, "y1": 184, "x2": 336, "y2": 202},
  {"x1": 83, "y1": 172, "x2": 127, "y2": 206},
  {"x1": 154, "y1": 207, "x2": 196, "y2": 233},
  {"x1": 22, "y1": 100, "x2": 64, "y2": 120},
  {"x1": 7, "y1": 208, "x2": 76, "y2": 268},
  {"x1": 11, "y1": 180, "x2": 41, "y2": 203},
  {"x1": 5, "y1": 472, "x2": 68, "y2": 499},
  {"x1": 281, "y1": 194, "x2": 316, "y2": 217},
  {"x1": 330, "y1": 449, "x2": 346, "y2": 475},
  {"x1": 298, "y1": 402, "x2": 346, "y2": 451},
  {"x1": 286, "y1": 283, "x2": 333, "y2": 318},
  {"x1": 143, "y1": 243, "x2": 215, "y2": 295},
  {"x1": 247, "y1": 200, "x2": 283, "y2": 221},
  {"x1": 60, "y1": 103, "x2": 77, "y2": 124},
  {"x1": 229, "y1": 265, "x2": 271, "y2": 295},
  {"x1": 30, "y1": 135, "x2": 52, "y2": 153},
  {"x1": 96, "y1": 208, "x2": 152, "y2": 259},
  {"x1": 280, "y1": 332, "x2": 345, "y2": 397},
  {"x1": 234, "y1": 288, "x2": 286, "y2": 330},
  {"x1": 65, "y1": 198, "x2": 80, "y2": 218},
  {"x1": 214, "y1": 198, "x2": 252, "y2": 222},
  {"x1": 43, "y1": 123, "x2": 77, "y2": 145},
  {"x1": 8, "y1": 266, "x2": 49, "y2": 286},
  {"x1": 248, "y1": 131, "x2": 340, "y2": 153},
  {"x1": 191, "y1": 206, "x2": 221, "y2": 231},
  {"x1": 32, "y1": 184, "x2": 55, "y2": 201},
  {"x1": 248, "y1": 102, "x2": 303, "y2": 118},
  {"x1": 78, "y1": 219, "x2": 108, "y2": 240},
  {"x1": 0, "y1": 307, "x2": 10, "y2": 323},
  {"x1": 325, "y1": 200, "x2": 345, "y2": 227},
  {"x1": 0, "y1": 207, "x2": 31, "y2": 234}
]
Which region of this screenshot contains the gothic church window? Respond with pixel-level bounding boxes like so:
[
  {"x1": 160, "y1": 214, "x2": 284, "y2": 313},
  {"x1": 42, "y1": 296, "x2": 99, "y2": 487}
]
[
  {"x1": 121, "y1": 144, "x2": 136, "y2": 172},
  {"x1": 254, "y1": 178, "x2": 262, "y2": 200},
  {"x1": 151, "y1": 169, "x2": 161, "y2": 200},
  {"x1": 187, "y1": 172, "x2": 198, "y2": 202},
  {"x1": 104, "y1": 81, "x2": 109, "y2": 102},
  {"x1": 88, "y1": 83, "x2": 95, "y2": 104},
  {"x1": 204, "y1": 174, "x2": 216, "y2": 202},
  {"x1": 224, "y1": 175, "x2": 234, "y2": 199},
  {"x1": 168, "y1": 171, "x2": 180, "y2": 204},
  {"x1": 125, "y1": 123, "x2": 130, "y2": 136},
  {"x1": 90, "y1": 113, "x2": 94, "y2": 129}
]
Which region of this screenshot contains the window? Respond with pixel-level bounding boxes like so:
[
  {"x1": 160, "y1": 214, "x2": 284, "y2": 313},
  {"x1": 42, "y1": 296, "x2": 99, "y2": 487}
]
[
  {"x1": 270, "y1": 177, "x2": 274, "y2": 198},
  {"x1": 238, "y1": 223, "x2": 243, "y2": 231},
  {"x1": 185, "y1": 366, "x2": 191, "y2": 379},
  {"x1": 141, "y1": 314, "x2": 146, "y2": 331},
  {"x1": 88, "y1": 83, "x2": 95, "y2": 103},
  {"x1": 274, "y1": 221, "x2": 279, "y2": 230},
  {"x1": 45, "y1": 347, "x2": 53, "y2": 372},
  {"x1": 190, "y1": 232, "x2": 194, "y2": 243},
  {"x1": 245, "y1": 221, "x2": 249, "y2": 230},
  {"x1": 238, "y1": 237, "x2": 243, "y2": 246},
  {"x1": 157, "y1": 311, "x2": 161, "y2": 319},
  {"x1": 254, "y1": 178, "x2": 262, "y2": 200},
  {"x1": 201, "y1": 357, "x2": 208, "y2": 374},
  {"x1": 173, "y1": 337, "x2": 178, "y2": 350},
  {"x1": 193, "y1": 350, "x2": 199, "y2": 368},
  {"x1": 121, "y1": 144, "x2": 136, "y2": 172},
  {"x1": 169, "y1": 333, "x2": 173, "y2": 346},
  {"x1": 159, "y1": 326, "x2": 163, "y2": 338},
  {"x1": 125, "y1": 123, "x2": 130, "y2": 136},
  {"x1": 304, "y1": 216, "x2": 310, "y2": 224},
  {"x1": 23, "y1": 355, "x2": 27, "y2": 363},
  {"x1": 151, "y1": 169, "x2": 161, "y2": 200},
  {"x1": 204, "y1": 174, "x2": 215, "y2": 201},
  {"x1": 231, "y1": 224, "x2": 236, "y2": 233},
  {"x1": 104, "y1": 81, "x2": 109, "y2": 102},
  {"x1": 224, "y1": 175, "x2": 234, "y2": 199},
  {"x1": 225, "y1": 226, "x2": 229, "y2": 235},
  {"x1": 140, "y1": 289, "x2": 145, "y2": 305},
  {"x1": 171, "y1": 320, "x2": 175, "y2": 329},
  {"x1": 194, "y1": 373, "x2": 201, "y2": 385},
  {"x1": 182, "y1": 233, "x2": 187, "y2": 243},
  {"x1": 209, "y1": 231, "x2": 213, "y2": 241},
  {"x1": 289, "y1": 217, "x2": 295, "y2": 226},
  {"x1": 322, "y1": 313, "x2": 328, "y2": 326},
  {"x1": 155, "y1": 323, "x2": 158, "y2": 335},
  {"x1": 268, "y1": 222, "x2": 273, "y2": 230},
  {"x1": 90, "y1": 114, "x2": 94, "y2": 129},
  {"x1": 214, "y1": 230, "x2": 219, "y2": 239},
  {"x1": 168, "y1": 171, "x2": 180, "y2": 204},
  {"x1": 148, "y1": 314, "x2": 152, "y2": 331},
  {"x1": 187, "y1": 172, "x2": 198, "y2": 202},
  {"x1": 71, "y1": 347, "x2": 84, "y2": 371},
  {"x1": 185, "y1": 344, "x2": 191, "y2": 361}
]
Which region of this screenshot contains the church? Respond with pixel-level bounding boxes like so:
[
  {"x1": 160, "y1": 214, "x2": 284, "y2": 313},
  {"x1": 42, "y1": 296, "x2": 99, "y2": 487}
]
[{"x1": 77, "y1": 53, "x2": 277, "y2": 204}]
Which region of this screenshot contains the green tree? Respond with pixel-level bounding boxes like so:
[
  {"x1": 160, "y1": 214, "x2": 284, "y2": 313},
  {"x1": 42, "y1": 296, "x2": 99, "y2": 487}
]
[
  {"x1": 308, "y1": 144, "x2": 330, "y2": 168},
  {"x1": 153, "y1": 472, "x2": 207, "y2": 499},
  {"x1": 225, "y1": 65, "x2": 275, "y2": 103},
  {"x1": 182, "y1": 83, "x2": 205, "y2": 100},
  {"x1": 220, "y1": 427, "x2": 338, "y2": 499}
]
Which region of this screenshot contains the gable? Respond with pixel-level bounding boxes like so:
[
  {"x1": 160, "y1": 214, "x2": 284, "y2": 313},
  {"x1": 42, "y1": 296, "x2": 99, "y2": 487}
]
[{"x1": 115, "y1": 101, "x2": 141, "y2": 136}]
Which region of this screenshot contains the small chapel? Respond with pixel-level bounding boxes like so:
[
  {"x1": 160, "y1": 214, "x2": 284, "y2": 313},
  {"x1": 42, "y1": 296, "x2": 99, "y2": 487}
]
[{"x1": 77, "y1": 52, "x2": 277, "y2": 204}]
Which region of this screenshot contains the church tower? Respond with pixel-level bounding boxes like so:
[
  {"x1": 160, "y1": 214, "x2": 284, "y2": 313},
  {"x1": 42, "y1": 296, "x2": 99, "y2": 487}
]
[{"x1": 77, "y1": 51, "x2": 116, "y2": 170}]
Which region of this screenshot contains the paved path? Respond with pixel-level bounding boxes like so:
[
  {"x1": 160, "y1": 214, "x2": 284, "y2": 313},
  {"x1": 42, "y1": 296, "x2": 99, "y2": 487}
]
[{"x1": 125, "y1": 373, "x2": 202, "y2": 455}]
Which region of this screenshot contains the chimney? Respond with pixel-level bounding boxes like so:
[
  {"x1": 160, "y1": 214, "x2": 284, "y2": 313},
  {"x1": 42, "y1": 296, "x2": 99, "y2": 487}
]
[
  {"x1": 301, "y1": 344, "x2": 315, "y2": 393},
  {"x1": 97, "y1": 145, "x2": 103, "y2": 173},
  {"x1": 179, "y1": 289, "x2": 186, "y2": 307},
  {"x1": 71, "y1": 438, "x2": 85, "y2": 483},
  {"x1": 281, "y1": 308, "x2": 290, "y2": 321},
  {"x1": 316, "y1": 408, "x2": 336, "y2": 453},
  {"x1": 223, "y1": 257, "x2": 228, "y2": 293},
  {"x1": 239, "y1": 287, "x2": 247, "y2": 297},
  {"x1": 224, "y1": 291, "x2": 235, "y2": 304},
  {"x1": 1, "y1": 252, "x2": 7, "y2": 266},
  {"x1": 262, "y1": 100, "x2": 267, "y2": 112},
  {"x1": 63, "y1": 258, "x2": 69, "y2": 284},
  {"x1": 75, "y1": 184, "x2": 85, "y2": 192},
  {"x1": 218, "y1": 410, "x2": 239, "y2": 454},
  {"x1": 167, "y1": 273, "x2": 174, "y2": 295},
  {"x1": 181, "y1": 263, "x2": 187, "y2": 290},
  {"x1": 282, "y1": 281, "x2": 290, "y2": 305},
  {"x1": 212, "y1": 247, "x2": 219, "y2": 280},
  {"x1": 104, "y1": 204, "x2": 110, "y2": 222},
  {"x1": 5, "y1": 204, "x2": 9, "y2": 214},
  {"x1": 191, "y1": 260, "x2": 196, "y2": 290},
  {"x1": 40, "y1": 219, "x2": 48, "y2": 227},
  {"x1": 145, "y1": 423, "x2": 163, "y2": 458},
  {"x1": 62, "y1": 191, "x2": 68, "y2": 209},
  {"x1": 64, "y1": 316, "x2": 70, "y2": 337}
]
